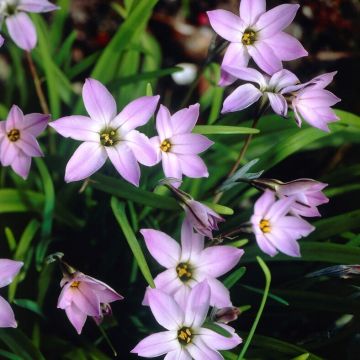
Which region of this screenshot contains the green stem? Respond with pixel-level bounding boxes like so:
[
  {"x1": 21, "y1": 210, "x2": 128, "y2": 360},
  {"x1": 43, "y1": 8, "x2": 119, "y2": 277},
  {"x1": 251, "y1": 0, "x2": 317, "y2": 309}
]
[
  {"x1": 98, "y1": 325, "x2": 118, "y2": 357},
  {"x1": 237, "y1": 256, "x2": 271, "y2": 360}
]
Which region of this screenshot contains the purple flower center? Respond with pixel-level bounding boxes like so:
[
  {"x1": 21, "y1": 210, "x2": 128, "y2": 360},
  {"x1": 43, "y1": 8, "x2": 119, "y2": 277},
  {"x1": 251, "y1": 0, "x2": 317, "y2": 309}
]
[
  {"x1": 70, "y1": 280, "x2": 80, "y2": 288},
  {"x1": 100, "y1": 128, "x2": 119, "y2": 147},
  {"x1": 7, "y1": 128, "x2": 20, "y2": 142},
  {"x1": 176, "y1": 262, "x2": 192, "y2": 282},
  {"x1": 160, "y1": 139, "x2": 171, "y2": 152},
  {"x1": 177, "y1": 327, "x2": 193, "y2": 345},
  {"x1": 259, "y1": 219, "x2": 271, "y2": 233},
  {"x1": 242, "y1": 29, "x2": 257, "y2": 45}
]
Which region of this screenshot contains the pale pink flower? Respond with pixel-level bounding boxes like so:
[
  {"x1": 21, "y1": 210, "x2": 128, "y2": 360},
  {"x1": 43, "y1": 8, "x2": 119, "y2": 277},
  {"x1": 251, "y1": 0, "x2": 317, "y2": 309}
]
[
  {"x1": 207, "y1": 0, "x2": 307, "y2": 85},
  {"x1": 131, "y1": 281, "x2": 242, "y2": 359},
  {"x1": 57, "y1": 270, "x2": 123, "y2": 334},
  {"x1": 0, "y1": 34, "x2": 4, "y2": 47},
  {"x1": 221, "y1": 67, "x2": 299, "y2": 116},
  {"x1": 284, "y1": 72, "x2": 341, "y2": 132},
  {"x1": 0, "y1": 259, "x2": 23, "y2": 328},
  {"x1": 141, "y1": 220, "x2": 243, "y2": 308},
  {"x1": 0, "y1": 0, "x2": 58, "y2": 50},
  {"x1": 50, "y1": 78, "x2": 159, "y2": 186},
  {"x1": 151, "y1": 104, "x2": 213, "y2": 186},
  {"x1": 0, "y1": 105, "x2": 49, "y2": 179},
  {"x1": 251, "y1": 190, "x2": 315, "y2": 257},
  {"x1": 251, "y1": 178, "x2": 329, "y2": 217}
]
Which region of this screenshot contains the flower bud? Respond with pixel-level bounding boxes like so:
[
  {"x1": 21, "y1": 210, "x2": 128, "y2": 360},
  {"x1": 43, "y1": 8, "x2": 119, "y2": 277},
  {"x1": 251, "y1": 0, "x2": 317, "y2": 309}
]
[{"x1": 213, "y1": 307, "x2": 240, "y2": 324}]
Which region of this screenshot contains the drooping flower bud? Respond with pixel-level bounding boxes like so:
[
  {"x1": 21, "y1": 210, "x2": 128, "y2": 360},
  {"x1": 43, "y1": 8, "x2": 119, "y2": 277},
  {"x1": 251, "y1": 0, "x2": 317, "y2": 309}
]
[{"x1": 213, "y1": 306, "x2": 240, "y2": 324}]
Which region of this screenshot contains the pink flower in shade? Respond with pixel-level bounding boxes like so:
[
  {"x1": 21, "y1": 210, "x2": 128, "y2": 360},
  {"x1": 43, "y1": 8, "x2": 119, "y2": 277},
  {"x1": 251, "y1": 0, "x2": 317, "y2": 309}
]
[
  {"x1": 251, "y1": 178, "x2": 329, "y2": 218},
  {"x1": 0, "y1": 0, "x2": 58, "y2": 51},
  {"x1": 131, "y1": 281, "x2": 242, "y2": 359},
  {"x1": 207, "y1": 0, "x2": 307, "y2": 86},
  {"x1": 251, "y1": 190, "x2": 315, "y2": 257},
  {"x1": 151, "y1": 104, "x2": 213, "y2": 186},
  {"x1": 183, "y1": 199, "x2": 224, "y2": 238},
  {"x1": 57, "y1": 271, "x2": 123, "y2": 334},
  {"x1": 50, "y1": 78, "x2": 159, "y2": 186},
  {"x1": 284, "y1": 72, "x2": 341, "y2": 132},
  {"x1": 0, "y1": 34, "x2": 4, "y2": 47},
  {"x1": 0, "y1": 105, "x2": 49, "y2": 179},
  {"x1": 141, "y1": 220, "x2": 243, "y2": 308},
  {"x1": 0, "y1": 259, "x2": 23, "y2": 328},
  {"x1": 221, "y1": 67, "x2": 299, "y2": 116}
]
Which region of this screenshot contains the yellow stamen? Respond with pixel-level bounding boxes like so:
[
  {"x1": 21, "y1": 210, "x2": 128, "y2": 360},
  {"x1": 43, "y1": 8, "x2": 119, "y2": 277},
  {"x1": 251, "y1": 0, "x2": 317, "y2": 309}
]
[
  {"x1": 176, "y1": 263, "x2": 192, "y2": 282},
  {"x1": 177, "y1": 327, "x2": 193, "y2": 345},
  {"x1": 259, "y1": 219, "x2": 271, "y2": 233},
  {"x1": 7, "y1": 128, "x2": 20, "y2": 142},
  {"x1": 71, "y1": 281, "x2": 80, "y2": 288},
  {"x1": 242, "y1": 30, "x2": 256, "y2": 45},
  {"x1": 160, "y1": 139, "x2": 171, "y2": 152}
]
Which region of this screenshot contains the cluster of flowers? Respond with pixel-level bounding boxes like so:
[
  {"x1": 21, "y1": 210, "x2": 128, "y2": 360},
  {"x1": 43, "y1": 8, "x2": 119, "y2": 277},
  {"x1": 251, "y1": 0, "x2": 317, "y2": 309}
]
[{"x1": 0, "y1": 0, "x2": 338, "y2": 358}]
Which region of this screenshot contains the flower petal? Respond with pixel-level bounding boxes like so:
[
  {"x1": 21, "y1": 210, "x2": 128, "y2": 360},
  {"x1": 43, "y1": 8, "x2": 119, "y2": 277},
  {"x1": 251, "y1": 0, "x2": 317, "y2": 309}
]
[
  {"x1": 6, "y1": 12, "x2": 37, "y2": 50},
  {"x1": 0, "y1": 259, "x2": 23, "y2": 288},
  {"x1": 131, "y1": 331, "x2": 179, "y2": 357},
  {"x1": 184, "y1": 281, "x2": 210, "y2": 328},
  {"x1": 82, "y1": 78, "x2": 117, "y2": 125},
  {"x1": 141, "y1": 229, "x2": 181, "y2": 268},
  {"x1": 222, "y1": 66, "x2": 267, "y2": 87},
  {"x1": 76, "y1": 283, "x2": 101, "y2": 316},
  {"x1": 256, "y1": 4, "x2": 300, "y2": 38},
  {"x1": 220, "y1": 43, "x2": 250, "y2": 87},
  {"x1": 276, "y1": 216, "x2": 315, "y2": 238},
  {"x1": 267, "y1": 93, "x2": 288, "y2": 116},
  {"x1": 165, "y1": 349, "x2": 192, "y2": 360},
  {"x1": 171, "y1": 134, "x2": 213, "y2": 155},
  {"x1": 248, "y1": 42, "x2": 282, "y2": 75},
  {"x1": 22, "y1": 113, "x2": 49, "y2": 136},
  {"x1": 50, "y1": 115, "x2": 100, "y2": 142},
  {"x1": 204, "y1": 278, "x2": 232, "y2": 308},
  {"x1": 197, "y1": 246, "x2": 244, "y2": 278},
  {"x1": 180, "y1": 219, "x2": 204, "y2": 263},
  {"x1": 171, "y1": 104, "x2": 199, "y2": 135},
  {"x1": 162, "y1": 152, "x2": 182, "y2": 183},
  {"x1": 6, "y1": 105, "x2": 23, "y2": 132},
  {"x1": 0, "y1": 139, "x2": 18, "y2": 166},
  {"x1": 148, "y1": 288, "x2": 184, "y2": 330},
  {"x1": 207, "y1": 10, "x2": 244, "y2": 42},
  {"x1": 18, "y1": 0, "x2": 59, "y2": 12},
  {"x1": 16, "y1": 132, "x2": 43, "y2": 157},
  {"x1": 153, "y1": 269, "x2": 182, "y2": 297},
  {"x1": 222, "y1": 83, "x2": 262, "y2": 113},
  {"x1": 254, "y1": 189, "x2": 275, "y2": 216},
  {"x1": 111, "y1": 95, "x2": 159, "y2": 133},
  {"x1": 156, "y1": 105, "x2": 174, "y2": 141},
  {"x1": 240, "y1": 0, "x2": 266, "y2": 25},
  {"x1": 124, "y1": 130, "x2": 157, "y2": 166},
  {"x1": 254, "y1": 232, "x2": 278, "y2": 257},
  {"x1": 65, "y1": 303, "x2": 87, "y2": 334},
  {"x1": 65, "y1": 142, "x2": 107, "y2": 182},
  {"x1": 264, "y1": 32, "x2": 307, "y2": 61},
  {"x1": 266, "y1": 197, "x2": 294, "y2": 222},
  {"x1": 0, "y1": 296, "x2": 17, "y2": 328},
  {"x1": 269, "y1": 69, "x2": 300, "y2": 92},
  {"x1": 177, "y1": 154, "x2": 209, "y2": 178},
  {"x1": 106, "y1": 143, "x2": 140, "y2": 186},
  {"x1": 266, "y1": 230, "x2": 301, "y2": 257},
  {"x1": 198, "y1": 323, "x2": 242, "y2": 350},
  {"x1": 11, "y1": 151, "x2": 31, "y2": 179},
  {"x1": 187, "y1": 338, "x2": 223, "y2": 360}
]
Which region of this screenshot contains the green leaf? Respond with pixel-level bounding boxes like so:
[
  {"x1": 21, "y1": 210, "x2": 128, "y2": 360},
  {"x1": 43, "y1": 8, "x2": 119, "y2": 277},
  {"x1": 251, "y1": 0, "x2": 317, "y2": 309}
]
[
  {"x1": 13, "y1": 299, "x2": 44, "y2": 318},
  {"x1": 0, "y1": 329, "x2": 46, "y2": 360},
  {"x1": 224, "y1": 267, "x2": 246, "y2": 289},
  {"x1": 202, "y1": 322, "x2": 232, "y2": 338},
  {"x1": 193, "y1": 125, "x2": 260, "y2": 135},
  {"x1": 202, "y1": 201, "x2": 234, "y2": 215},
  {"x1": 111, "y1": 198, "x2": 155, "y2": 287},
  {"x1": 91, "y1": 174, "x2": 179, "y2": 210},
  {"x1": 0, "y1": 349, "x2": 23, "y2": 360},
  {"x1": 4, "y1": 228, "x2": 16, "y2": 252},
  {"x1": 91, "y1": 0, "x2": 159, "y2": 84},
  {"x1": 238, "y1": 257, "x2": 271, "y2": 360},
  {"x1": 291, "y1": 353, "x2": 310, "y2": 360},
  {"x1": 241, "y1": 285, "x2": 289, "y2": 306}
]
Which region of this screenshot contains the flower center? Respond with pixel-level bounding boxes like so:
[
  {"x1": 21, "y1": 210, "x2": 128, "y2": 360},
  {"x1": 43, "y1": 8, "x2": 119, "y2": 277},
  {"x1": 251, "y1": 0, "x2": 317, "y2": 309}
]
[
  {"x1": 0, "y1": 0, "x2": 18, "y2": 15},
  {"x1": 242, "y1": 29, "x2": 257, "y2": 45},
  {"x1": 177, "y1": 327, "x2": 193, "y2": 345},
  {"x1": 70, "y1": 281, "x2": 80, "y2": 288},
  {"x1": 259, "y1": 219, "x2": 271, "y2": 233},
  {"x1": 100, "y1": 128, "x2": 119, "y2": 147},
  {"x1": 160, "y1": 139, "x2": 171, "y2": 152},
  {"x1": 176, "y1": 262, "x2": 192, "y2": 282},
  {"x1": 7, "y1": 128, "x2": 20, "y2": 142}
]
